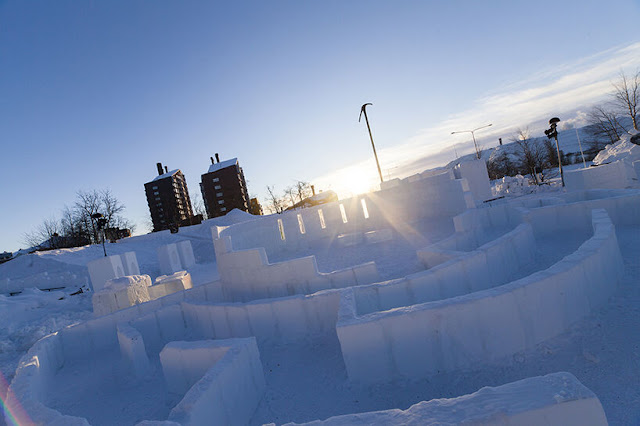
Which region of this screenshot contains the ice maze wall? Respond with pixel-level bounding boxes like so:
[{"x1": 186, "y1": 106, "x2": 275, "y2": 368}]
[
  {"x1": 8, "y1": 189, "x2": 639, "y2": 424},
  {"x1": 287, "y1": 372, "x2": 608, "y2": 426},
  {"x1": 160, "y1": 338, "x2": 265, "y2": 426},
  {"x1": 213, "y1": 234, "x2": 378, "y2": 302},
  {"x1": 215, "y1": 170, "x2": 474, "y2": 259},
  {"x1": 353, "y1": 221, "x2": 536, "y2": 315},
  {"x1": 565, "y1": 160, "x2": 638, "y2": 190},
  {"x1": 337, "y1": 208, "x2": 624, "y2": 383}
]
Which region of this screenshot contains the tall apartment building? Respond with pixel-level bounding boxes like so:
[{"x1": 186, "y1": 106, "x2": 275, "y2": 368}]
[
  {"x1": 144, "y1": 162, "x2": 195, "y2": 232},
  {"x1": 200, "y1": 154, "x2": 249, "y2": 218}
]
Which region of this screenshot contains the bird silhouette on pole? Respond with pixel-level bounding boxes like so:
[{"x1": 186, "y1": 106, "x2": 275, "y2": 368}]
[{"x1": 359, "y1": 103, "x2": 384, "y2": 183}]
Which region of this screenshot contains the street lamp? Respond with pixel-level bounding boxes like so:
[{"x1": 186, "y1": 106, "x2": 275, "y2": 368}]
[
  {"x1": 91, "y1": 213, "x2": 108, "y2": 257},
  {"x1": 359, "y1": 103, "x2": 384, "y2": 184},
  {"x1": 544, "y1": 117, "x2": 565, "y2": 187},
  {"x1": 451, "y1": 123, "x2": 493, "y2": 159}
]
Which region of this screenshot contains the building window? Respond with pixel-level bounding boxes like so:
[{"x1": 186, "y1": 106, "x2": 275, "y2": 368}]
[
  {"x1": 214, "y1": 185, "x2": 221, "y2": 190},
  {"x1": 216, "y1": 192, "x2": 223, "y2": 197},
  {"x1": 152, "y1": 186, "x2": 158, "y2": 190},
  {"x1": 277, "y1": 218, "x2": 285, "y2": 241},
  {"x1": 153, "y1": 191, "x2": 159, "y2": 195},
  {"x1": 155, "y1": 197, "x2": 160, "y2": 201},
  {"x1": 213, "y1": 177, "x2": 220, "y2": 183},
  {"x1": 218, "y1": 200, "x2": 224, "y2": 204},
  {"x1": 340, "y1": 204, "x2": 348, "y2": 223},
  {"x1": 318, "y1": 209, "x2": 326, "y2": 229},
  {"x1": 361, "y1": 199, "x2": 370, "y2": 219},
  {"x1": 220, "y1": 207, "x2": 227, "y2": 212}
]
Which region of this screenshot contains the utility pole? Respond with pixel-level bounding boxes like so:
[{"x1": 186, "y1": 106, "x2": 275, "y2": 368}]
[
  {"x1": 575, "y1": 128, "x2": 587, "y2": 169},
  {"x1": 359, "y1": 103, "x2": 384, "y2": 184},
  {"x1": 451, "y1": 124, "x2": 493, "y2": 159}
]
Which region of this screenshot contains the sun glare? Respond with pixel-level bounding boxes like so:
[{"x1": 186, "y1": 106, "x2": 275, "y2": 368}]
[{"x1": 341, "y1": 169, "x2": 374, "y2": 197}]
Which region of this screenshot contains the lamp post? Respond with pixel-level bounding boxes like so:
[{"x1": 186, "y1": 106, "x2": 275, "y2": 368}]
[
  {"x1": 359, "y1": 103, "x2": 384, "y2": 184},
  {"x1": 544, "y1": 117, "x2": 565, "y2": 187},
  {"x1": 451, "y1": 123, "x2": 493, "y2": 159},
  {"x1": 91, "y1": 213, "x2": 108, "y2": 257}
]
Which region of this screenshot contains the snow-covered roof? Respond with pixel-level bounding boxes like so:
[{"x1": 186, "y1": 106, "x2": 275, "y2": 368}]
[
  {"x1": 151, "y1": 169, "x2": 179, "y2": 182},
  {"x1": 310, "y1": 190, "x2": 337, "y2": 201},
  {"x1": 207, "y1": 158, "x2": 238, "y2": 173}
]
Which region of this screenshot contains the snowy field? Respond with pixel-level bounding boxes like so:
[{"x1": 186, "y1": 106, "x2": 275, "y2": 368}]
[{"x1": 2, "y1": 159, "x2": 640, "y2": 424}]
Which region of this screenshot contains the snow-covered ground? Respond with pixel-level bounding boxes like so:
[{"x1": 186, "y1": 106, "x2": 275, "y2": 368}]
[{"x1": 2, "y1": 180, "x2": 640, "y2": 425}]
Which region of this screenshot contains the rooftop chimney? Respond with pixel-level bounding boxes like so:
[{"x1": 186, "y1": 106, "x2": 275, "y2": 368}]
[
  {"x1": 311, "y1": 185, "x2": 316, "y2": 196},
  {"x1": 165, "y1": 166, "x2": 168, "y2": 173},
  {"x1": 210, "y1": 156, "x2": 215, "y2": 164},
  {"x1": 215, "y1": 153, "x2": 220, "y2": 163},
  {"x1": 157, "y1": 162, "x2": 164, "y2": 176}
]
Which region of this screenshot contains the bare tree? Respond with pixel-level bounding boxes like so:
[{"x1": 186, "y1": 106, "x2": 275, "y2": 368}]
[
  {"x1": 22, "y1": 217, "x2": 61, "y2": 249},
  {"x1": 294, "y1": 180, "x2": 312, "y2": 203},
  {"x1": 512, "y1": 128, "x2": 546, "y2": 185},
  {"x1": 265, "y1": 185, "x2": 285, "y2": 214},
  {"x1": 191, "y1": 192, "x2": 208, "y2": 220},
  {"x1": 487, "y1": 151, "x2": 517, "y2": 180},
  {"x1": 611, "y1": 69, "x2": 639, "y2": 131},
  {"x1": 283, "y1": 186, "x2": 297, "y2": 209},
  {"x1": 100, "y1": 189, "x2": 128, "y2": 229},
  {"x1": 75, "y1": 190, "x2": 102, "y2": 243},
  {"x1": 22, "y1": 189, "x2": 133, "y2": 250},
  {"x1": 586, "y1": 105, "x2": 628, "y2": 147}
]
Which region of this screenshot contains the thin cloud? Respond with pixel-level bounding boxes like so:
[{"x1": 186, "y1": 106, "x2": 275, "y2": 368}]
[{"x1": 314, "y1": 42, "x2": 640, "y2": 198}]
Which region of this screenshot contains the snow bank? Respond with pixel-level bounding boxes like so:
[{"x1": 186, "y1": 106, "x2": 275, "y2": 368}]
[
  {"x1": 163, "y1": 338, "x2": 265, "y2": 425},
  {"x1": 213, "y1": 234, "x2": 378, "y2": 302},
  {"x1": 0, "y1": 270, "x2": 87, "y2": 294},
  {"x1": 337, "y1": 209, "x2": 623, "y2": 383},
  {"x1": 286, "y1": 372, "x2": 607, "y2": 425},
  {"x1": 593, "y1": 132, "x2": 640, "y2": 165},
  {"x1": 493, "y1": 174, "x2": 532, "y2": 196}
]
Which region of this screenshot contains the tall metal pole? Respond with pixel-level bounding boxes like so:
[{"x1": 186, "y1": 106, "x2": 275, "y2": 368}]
[
  {"x1": 451, "y1": 124, "x2": 492, "y2": 160},
  {"x1": 470, "y1": 131, "x2": 479, "y2": 159},
  {"x1": 554, "y1": 133, "x2": 565, "y2": 187},
  {"x1": 545, "y1": 118, "x2": 565, "y2": 187},
  {"x1": 360, "y1": 103, "x2": 384, "y2": 184},
  {"x1": 575, "y1": 128, "x2": 587, "y2": 169}
]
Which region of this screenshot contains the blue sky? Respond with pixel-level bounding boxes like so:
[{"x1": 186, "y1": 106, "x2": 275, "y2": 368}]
[{"x1": 1, "y1": 0, "x2": 639, "y2": 252}]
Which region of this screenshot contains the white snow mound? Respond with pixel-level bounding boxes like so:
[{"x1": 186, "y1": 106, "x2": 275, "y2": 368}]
[{"x1": 593, "y1": 131, "x2": 640, "y2": 165}]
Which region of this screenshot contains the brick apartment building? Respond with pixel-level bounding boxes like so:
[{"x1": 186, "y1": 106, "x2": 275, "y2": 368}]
[
  {"x1": 144, "y1": 162, "x2": 195, "y2": 232},
  {"x1": 200, "y1": 154, "x2": 250, "y2": 219}
]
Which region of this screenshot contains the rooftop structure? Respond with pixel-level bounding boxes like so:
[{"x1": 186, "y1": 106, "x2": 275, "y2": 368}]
[
  {"x1": 144, "y1": 162, "x2": 195, "y2": 232},
  {"x1": 200, "y1": 153, "x2": 250, "y2": 219}
]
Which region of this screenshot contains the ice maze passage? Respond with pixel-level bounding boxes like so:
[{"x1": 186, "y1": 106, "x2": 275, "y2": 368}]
[{"x1": 7, "y1": 177, "x2": 639, "y2": 424}]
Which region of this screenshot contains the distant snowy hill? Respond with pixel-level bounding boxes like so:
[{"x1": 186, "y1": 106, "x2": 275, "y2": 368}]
[{"x1": 445, "y1": 123, "x2": 631, "y2": 170}]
